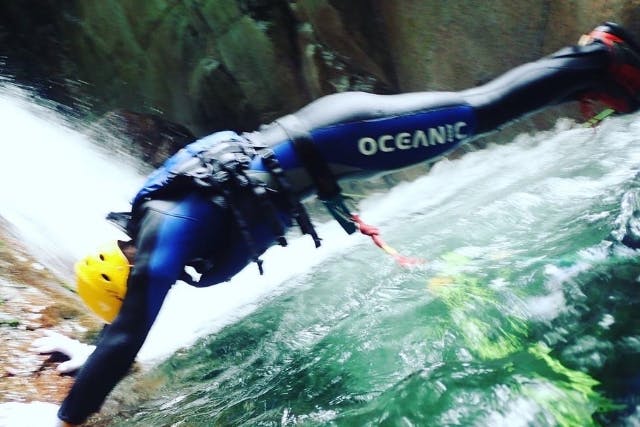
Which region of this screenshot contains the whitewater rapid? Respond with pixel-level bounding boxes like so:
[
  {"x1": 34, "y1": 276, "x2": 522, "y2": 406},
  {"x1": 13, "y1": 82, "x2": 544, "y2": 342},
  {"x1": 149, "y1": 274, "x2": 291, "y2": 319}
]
[{"x1": 2, "y1": 82, "x2": 640, "y2": 374}]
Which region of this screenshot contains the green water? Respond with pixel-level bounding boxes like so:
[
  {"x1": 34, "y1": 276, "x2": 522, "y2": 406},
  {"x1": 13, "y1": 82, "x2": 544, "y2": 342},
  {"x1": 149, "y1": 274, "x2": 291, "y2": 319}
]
[{"x1": 105, "y1": 117, "x2": 640, "y2": 426}]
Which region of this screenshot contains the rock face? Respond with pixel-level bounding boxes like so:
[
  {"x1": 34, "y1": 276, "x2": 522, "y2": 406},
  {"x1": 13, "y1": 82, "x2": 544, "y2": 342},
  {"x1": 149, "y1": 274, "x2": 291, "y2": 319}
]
[
  {"x1": 2, "y1": 1, "x2": 640, "y2": 140},
  {"x1": 90, "y1": 110, "x2": 196, "y2": 168}
]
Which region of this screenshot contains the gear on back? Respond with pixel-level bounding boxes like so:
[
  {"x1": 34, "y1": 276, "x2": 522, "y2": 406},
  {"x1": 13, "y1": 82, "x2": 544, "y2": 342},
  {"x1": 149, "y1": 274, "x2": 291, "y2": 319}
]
[
  {"x1": 109, "y1": 131, "x2": 320, "y2": 275},
  {"x1": 129, "y1": 131, "x2": 254, "y2": 211}
]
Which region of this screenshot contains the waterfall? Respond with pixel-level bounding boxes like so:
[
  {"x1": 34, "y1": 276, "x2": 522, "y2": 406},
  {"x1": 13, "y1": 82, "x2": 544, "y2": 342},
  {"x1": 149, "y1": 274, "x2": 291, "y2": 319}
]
[{"x1": 0, "y1": 83, "x2": 144, "y2": 278}]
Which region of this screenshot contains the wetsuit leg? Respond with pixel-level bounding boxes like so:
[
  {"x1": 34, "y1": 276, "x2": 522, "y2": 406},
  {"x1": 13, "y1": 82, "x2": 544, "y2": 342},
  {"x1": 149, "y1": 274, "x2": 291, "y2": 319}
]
[
  {"x1": 460, "y1": 43, "x2": 612, "y2": 133},
  {"x1": 249, "y1": 43, "x2": 612, "y2": 184},
  {"x1": 291, "y1": 43, "x2": 611, "y2": 136}
]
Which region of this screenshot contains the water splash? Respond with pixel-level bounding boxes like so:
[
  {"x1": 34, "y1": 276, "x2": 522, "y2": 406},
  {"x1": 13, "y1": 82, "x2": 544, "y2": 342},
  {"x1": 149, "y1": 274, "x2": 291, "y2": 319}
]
[{"x1": 0, "y1": 83, "x2": 144, "y2": 278}]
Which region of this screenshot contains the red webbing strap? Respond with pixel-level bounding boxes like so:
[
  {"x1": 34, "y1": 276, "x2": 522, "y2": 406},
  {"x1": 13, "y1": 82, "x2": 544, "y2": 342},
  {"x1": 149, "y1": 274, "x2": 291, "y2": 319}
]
[{"x1": 351, "y1": 214, "x2": 425, "y2": 267}]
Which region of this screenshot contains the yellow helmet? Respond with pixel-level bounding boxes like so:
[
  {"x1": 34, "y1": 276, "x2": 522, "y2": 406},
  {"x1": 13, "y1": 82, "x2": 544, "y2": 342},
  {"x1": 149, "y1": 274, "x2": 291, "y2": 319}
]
[{"x1": 75, "y1": 241, "x2": 131, "y2": 323}]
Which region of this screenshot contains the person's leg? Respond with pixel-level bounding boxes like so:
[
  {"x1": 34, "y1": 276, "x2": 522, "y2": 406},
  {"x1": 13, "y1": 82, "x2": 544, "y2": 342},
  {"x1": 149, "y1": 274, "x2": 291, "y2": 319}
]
[
  {"x1": 462, "y1": 22, "x2": 640, "y2": 133},
  {"x1": 292, "y1": 23, "x2": 640, "y2": 138},
  {"x1": 460, "y1": 43, "x2": 611, "y2": 133},
  {"x1": 249, "y1": 24, "x2": 640, "y2": 183}
]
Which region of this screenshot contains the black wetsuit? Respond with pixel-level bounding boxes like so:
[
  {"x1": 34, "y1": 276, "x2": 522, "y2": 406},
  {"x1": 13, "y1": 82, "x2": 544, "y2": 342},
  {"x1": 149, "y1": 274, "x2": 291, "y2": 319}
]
[{"x1": 59, "y1": 42, "x2": 614, "y2": 424}]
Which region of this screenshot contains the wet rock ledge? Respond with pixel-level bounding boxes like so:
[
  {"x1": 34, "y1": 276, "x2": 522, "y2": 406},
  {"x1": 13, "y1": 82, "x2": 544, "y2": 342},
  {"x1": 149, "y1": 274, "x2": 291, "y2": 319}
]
[{"x1": 0, "y1": 217, "x2": 101, "y2": 404}]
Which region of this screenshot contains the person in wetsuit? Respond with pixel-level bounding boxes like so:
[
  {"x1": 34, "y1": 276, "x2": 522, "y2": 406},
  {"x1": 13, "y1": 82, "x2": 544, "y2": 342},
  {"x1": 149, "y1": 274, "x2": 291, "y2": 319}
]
[{"x1": 51, "y1": 22, "x2": 640, "y2": 426}]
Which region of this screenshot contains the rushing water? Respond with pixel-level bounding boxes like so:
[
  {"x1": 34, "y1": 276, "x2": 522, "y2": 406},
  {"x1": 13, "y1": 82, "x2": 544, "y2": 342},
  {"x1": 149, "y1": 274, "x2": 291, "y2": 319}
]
[
  {"x1": 0, "y1": 83, "x2": 145, "y2": 278},
  {"x1": 3, "y1": 85, "x2": 640, "y2": 426}
]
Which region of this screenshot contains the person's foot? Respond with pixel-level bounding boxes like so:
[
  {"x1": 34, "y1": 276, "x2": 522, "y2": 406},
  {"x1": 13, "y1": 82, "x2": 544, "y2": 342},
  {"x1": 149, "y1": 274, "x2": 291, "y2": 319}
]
[{"x1": 579, "y1": 22, "x2": 640, "y2": 114}]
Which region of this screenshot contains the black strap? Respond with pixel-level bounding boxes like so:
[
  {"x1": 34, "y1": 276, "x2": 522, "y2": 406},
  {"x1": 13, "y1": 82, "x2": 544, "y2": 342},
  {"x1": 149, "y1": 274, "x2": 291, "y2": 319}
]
[
  {"x1": 216, "y1": 156, "x2": 295, "y2": 274},
  {"x1": 261, "y1": 149, "x2": 322, "y2": 247},
  {"x1": 221, "y1": 184, "x2": 264, "y2": 274},
  {"x1": 275, "y1": 115, "x2": 357, "y2": 235},
  {"x1": 106, "y1": 211, "x2": 133, "y2": 235},
  {"x1": 250, "y1": 182, "x2": 288, "y2": 247},
  {"x1": 275, "y1": 115, "x2": 342, "y2": 201}
]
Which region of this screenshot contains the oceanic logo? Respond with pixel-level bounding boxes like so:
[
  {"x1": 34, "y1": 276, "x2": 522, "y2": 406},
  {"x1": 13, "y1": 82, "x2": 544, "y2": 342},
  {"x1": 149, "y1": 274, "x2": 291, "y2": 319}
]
[{"x1": 357, "y1": 122, "x2": 468, "y2": 156}]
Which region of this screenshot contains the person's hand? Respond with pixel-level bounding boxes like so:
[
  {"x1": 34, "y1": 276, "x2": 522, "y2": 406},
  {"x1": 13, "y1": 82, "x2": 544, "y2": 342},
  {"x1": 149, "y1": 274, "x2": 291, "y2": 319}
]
[
  {"x1": 0, "y1": 401, "x2": 71, "y2": 426},
  {"x1": 30, "y1": 330, "x2": 95, "y2": 373}
]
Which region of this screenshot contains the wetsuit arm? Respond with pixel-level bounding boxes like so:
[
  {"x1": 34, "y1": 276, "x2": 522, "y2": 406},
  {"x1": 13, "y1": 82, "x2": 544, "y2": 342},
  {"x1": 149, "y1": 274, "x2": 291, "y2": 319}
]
[
  {"x1": 57, "y1": 264, "x2": 164, "y2": 424},
  {"x1": 58, "y1": 213, "x2": 187, "y2": 424},
  {"x1": 58, "y1": 194, "x2": 235, "y2": 424}
]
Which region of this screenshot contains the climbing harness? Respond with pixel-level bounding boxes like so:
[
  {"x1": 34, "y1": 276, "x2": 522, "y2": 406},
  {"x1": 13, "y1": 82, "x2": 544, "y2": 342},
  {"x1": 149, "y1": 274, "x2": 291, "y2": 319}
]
[{"x1": 260, "y1": 149, "x2": 322, "y2": 248}]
